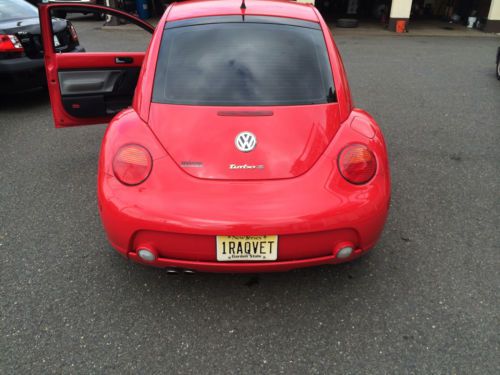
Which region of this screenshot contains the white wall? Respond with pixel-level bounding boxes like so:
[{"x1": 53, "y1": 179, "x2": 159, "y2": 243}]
[
  {"x1": 488, "y1": 0, "x2": 500, "y2": 20},
  {"x1": 390, "y1": 0, "x2": 413, "y2": 19}
]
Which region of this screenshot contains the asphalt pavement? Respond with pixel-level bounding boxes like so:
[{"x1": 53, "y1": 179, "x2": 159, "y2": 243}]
[{"x1": 1, "y1": 19, "x2": 499, "y2": 374}]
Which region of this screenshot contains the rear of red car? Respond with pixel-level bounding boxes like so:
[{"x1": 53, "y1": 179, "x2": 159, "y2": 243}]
[{"x1": 96, "y1": 3, "x2": 390, "y2": 272}]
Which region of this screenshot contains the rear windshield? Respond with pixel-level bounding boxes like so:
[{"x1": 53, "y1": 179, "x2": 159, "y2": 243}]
[
  {"x1": 0, "y1": 0, "x2": 38, "y2": 21},
  {"x1": 152, "y1": 17, "x2": 335, "y2": 106}
]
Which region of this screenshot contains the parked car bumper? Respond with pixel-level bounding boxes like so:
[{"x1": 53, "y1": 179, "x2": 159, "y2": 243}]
[
  {"x1": 0, "y1": 57, "x2": 46, "y2": 93},
  {"x1": 0, "y1": 46, "x2": 85, "y2": 94}
]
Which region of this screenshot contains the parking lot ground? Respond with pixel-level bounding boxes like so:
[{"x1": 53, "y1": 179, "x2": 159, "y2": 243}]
[{"x1": 1, "y1": 24, "x2": 499, "y2": 374}]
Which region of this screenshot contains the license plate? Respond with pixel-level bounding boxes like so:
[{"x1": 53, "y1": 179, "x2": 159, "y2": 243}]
[
  {"x1": 53, "y1": 35, "x2": 60, "y2": 47},
  {"x1": 216, "y1": 235, "x2": 278, "y2": 261}
]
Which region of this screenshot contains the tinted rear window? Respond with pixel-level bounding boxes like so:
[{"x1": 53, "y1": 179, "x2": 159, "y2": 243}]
[{"x1": 152, "y1": 18, "x2": 335, "y2": 106}]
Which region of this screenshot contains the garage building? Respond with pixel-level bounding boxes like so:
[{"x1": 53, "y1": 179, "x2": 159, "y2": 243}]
[{"x1": 313, "y1": 0, "x2": 500, "y2": 32}]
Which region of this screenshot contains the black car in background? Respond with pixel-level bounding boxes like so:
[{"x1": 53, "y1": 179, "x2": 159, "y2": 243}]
[{"x1": 0, "y1": 0, "x2": 84, "y2": 93}]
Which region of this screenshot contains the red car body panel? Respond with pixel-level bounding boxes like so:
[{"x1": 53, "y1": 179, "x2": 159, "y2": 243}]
[
  {"x1": 148, "y1": 103, "x2": 342, "y2": 180},
  {"x1": 40, "y1": 0, "x2": 391, "y2": 272}
]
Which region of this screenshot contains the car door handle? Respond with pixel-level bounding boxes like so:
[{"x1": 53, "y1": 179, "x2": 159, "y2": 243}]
[{"x1": 115, "y1": 57, "x2": 133, "y2": 64}]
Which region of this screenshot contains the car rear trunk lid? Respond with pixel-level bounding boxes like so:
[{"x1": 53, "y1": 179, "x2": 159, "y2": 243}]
[{"x1": 148, "y1": 103, "x2": 341, "y2": 180}]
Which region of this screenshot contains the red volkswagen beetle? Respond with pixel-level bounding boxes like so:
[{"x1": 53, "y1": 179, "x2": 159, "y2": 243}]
[{"x1": 39, "y1": 0, "x2": 390, "y2": 272}]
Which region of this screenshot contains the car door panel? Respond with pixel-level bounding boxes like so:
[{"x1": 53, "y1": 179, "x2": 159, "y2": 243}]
[
  {"x1": 38, "y1": 4, "x2": 154, "y2": 127},
  {"x1": 59, "y1": 70, "x2": 125, "y2": 95},
  {"x1": 59, "y1": 67, "x2": 140, "y2": 118}
]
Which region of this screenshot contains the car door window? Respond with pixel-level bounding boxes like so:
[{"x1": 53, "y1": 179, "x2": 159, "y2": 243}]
[{"x1": 49, "y1": 9, "x2": 152, "y2": 53}]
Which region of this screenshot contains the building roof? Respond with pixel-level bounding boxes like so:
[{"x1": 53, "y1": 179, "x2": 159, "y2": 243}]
[{"x1": 167, "y1": 0, "x2": 319, "y2": 23}]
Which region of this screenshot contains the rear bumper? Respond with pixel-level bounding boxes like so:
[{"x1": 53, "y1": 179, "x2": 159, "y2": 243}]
[
  {"x1": 127, "y1": 249, "x2": 367, "y2": 273},
  {"x1": 0, "y1": 57, "x2": 45, "y2": 93},
  {"x1": 0, "y1": 46, "x2": 85, "y2": 93},
  {"x1": 98, "y1": 153, "x2": 390, "y2": 273},
  {"x1": 121, "y1": 228, "x2": 373, "y2": 272},
  {"x1": 0, "y1": 45, "x2": 85, "y2": 94}
]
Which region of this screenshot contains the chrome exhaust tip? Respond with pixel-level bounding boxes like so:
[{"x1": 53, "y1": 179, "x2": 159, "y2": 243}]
[
  {"x1": 166, "y1": 268, "x2": 179, "y2": 275},
  {"x1": 183, "y1": 269, "x2": 196, "y2": 275}
]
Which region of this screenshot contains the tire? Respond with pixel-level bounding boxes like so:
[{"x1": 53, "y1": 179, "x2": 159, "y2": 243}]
[
  {"x1": 93, "y1": 12, "x2": 105, "y2": 21},
  {"x1": 497, "y1": 60, "x2": 500, "y2": 80},
  {"x1": 337, "y1": 18, "x2": 359, "y2": 28}
]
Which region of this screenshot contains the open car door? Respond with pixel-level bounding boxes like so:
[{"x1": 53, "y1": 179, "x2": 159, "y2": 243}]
[{"x1": 39, "y1": 4, "x2": 154, "y2": 127}]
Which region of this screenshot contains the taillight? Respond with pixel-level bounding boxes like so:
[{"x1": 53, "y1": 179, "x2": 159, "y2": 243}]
[
  {"x1": 338, "y1": 144, "x2": 377, "y2": 184},
  {"x1": 112, "y1": 144, "x2": 152, "y2": 186},
  {"x1": 0, "y1": 34, "x2": 24, "y2": 53}
]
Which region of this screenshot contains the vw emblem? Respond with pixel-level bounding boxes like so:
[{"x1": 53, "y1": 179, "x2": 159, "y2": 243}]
[{"x1": 235, "y1": 131, "x2": 257, "y2": 152}]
